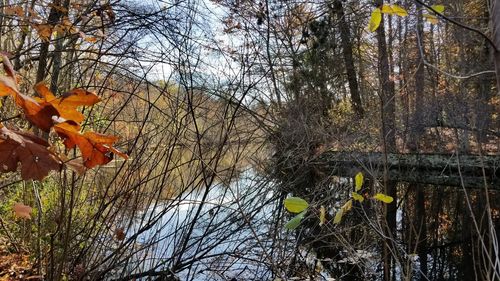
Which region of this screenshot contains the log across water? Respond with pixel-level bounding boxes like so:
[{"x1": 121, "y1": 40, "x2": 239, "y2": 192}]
[{"x1": 313, "y1": 151, "x2": 500, "y2": 189}]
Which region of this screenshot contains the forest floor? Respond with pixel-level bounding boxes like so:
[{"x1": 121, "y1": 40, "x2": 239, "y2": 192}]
[{"x1": 0, "y1": 239, "x2": 38, "y2": 281}]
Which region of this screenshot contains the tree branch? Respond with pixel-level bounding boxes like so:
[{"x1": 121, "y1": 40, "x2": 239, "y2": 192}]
[{"x1": 413, "y1": 0, "x2": 499, "y2": 52}]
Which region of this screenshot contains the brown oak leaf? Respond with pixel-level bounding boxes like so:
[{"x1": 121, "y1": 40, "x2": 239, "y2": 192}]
[{"x1": 0, "y1": 124, "x2": 62, "y2": 180}]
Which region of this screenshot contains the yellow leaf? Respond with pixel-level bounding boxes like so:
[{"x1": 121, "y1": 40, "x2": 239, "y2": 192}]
[
  {"x1": 431, "y1": 4, "x2": 445, "y2": 14},
  {"x1": 391, "y1": 4, "x2": 408, "y2": 17},
  {"x1": 343, "y1": 199, "x2": 353, "y2": 211},
  {"x1": 368, "y1": 8, "x2": 382, "y2": 32},
  {"x1": 319, "y1": 205, "x2": 326, "y2": 226},
  {"x1": 284, "y1": 197, "x2": 309, "y2": 213},
  {"x1": 381, "y1": 4, "x2": 393, "y2": 15},
  {"x1": 334, "y1": 199, "x2": 354, "y2": 224},
  {"x1": 13, "y1": 203, "x2": 32, "y2": 219},
  {"x1": 373, "y1": 193, "x2": 394, "y2": 203},
  {"x1": 423, "y1": 14, "x2": 438, "y2": 24},
  {"x1": 333, "y1": 208, "x2": 344, "y2": 224},
  {"x1": 355, "y1": 172, "x2": 363, "y2": 191},
  {"x1": 352, "y1": 192, "x2": 364, "y2": 202}
]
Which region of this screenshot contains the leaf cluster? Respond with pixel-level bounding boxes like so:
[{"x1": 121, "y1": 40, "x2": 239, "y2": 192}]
[
  {"x1": 0, "y1": 55, "x2": 127, "y2": 181},
  {"x1": 283, "y1": 173, "x2": 394, "y2": 229}
]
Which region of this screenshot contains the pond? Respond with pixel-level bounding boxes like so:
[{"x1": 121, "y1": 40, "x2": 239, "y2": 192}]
[
  {"x1": 100, "y1": 171, "x2": 499, "y2": 281},
  {"x1": 118, "y1": 169, "x2": 283, "y2": 280}
]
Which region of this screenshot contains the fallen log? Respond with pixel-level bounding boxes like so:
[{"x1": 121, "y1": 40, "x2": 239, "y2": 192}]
[{"x1": 313, "y1": 151, "x2": 500, "y2": 189}]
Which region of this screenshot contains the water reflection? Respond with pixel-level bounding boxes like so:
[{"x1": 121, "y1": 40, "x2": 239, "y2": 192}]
[{"x1": 121, "y1": 170, "x2": 279, "y2": 280}]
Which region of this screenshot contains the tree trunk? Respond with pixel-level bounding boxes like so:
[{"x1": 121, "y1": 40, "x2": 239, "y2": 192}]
[
  {"x1": 409, "y1": 5, "x2": 425, "y2": 150},
  {"x1": 376, "y1": 4, "x2": 397, "y2": 153},
  {"x1": 474, "y1": 5, "x2": 494, "y2": 144},
  {"x1": 374, "y1": 0, "x2": 397, "y2": 279},
  {"x1": 491, "y1": 0, "x2": 500, "y2": 94},
  {"x1": 333, "y1": 0, "x2": 364, "y2": 117},
  {"x1": 35, "y1": 0, "x2": 64, "y2": 84},
  {"x1": 49, "y1": 0, "x2": 71, "y2": 93}
]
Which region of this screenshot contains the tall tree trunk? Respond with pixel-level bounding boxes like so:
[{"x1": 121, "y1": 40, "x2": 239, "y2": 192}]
[
  {"x1": 375, "y1": 0, "x2": 397, "y2": 280},
  {"x1": 411, "y1": 10, "x2": 428, "y2": 278},
  {"x1": 34, "y1": 0, "x2": 64, "y2": 140},
  {"x1": 50, "y1": 0, "x2": 71, "y2": 93},
  {"x1": 376, "y1": 2, "x2": 397, "y2": 153},
  {"x1": 409, "y1": 5, "x2": 425, "y2": 151},
  {"x1": 35, "y1": 0, "x2": 64, "y2": 84},
  {"x1": 491, "y1": 0, "x2": 500, "y2": 94},
  {"x1": 333, "y1": 0, "x2": 364, "y2": 117},
  {"x1": 400, "y1": 4, "x2": 410, "y2": 147},
  {"x1": 475, "y1": 5, "x2": 494, "y2": 145}
]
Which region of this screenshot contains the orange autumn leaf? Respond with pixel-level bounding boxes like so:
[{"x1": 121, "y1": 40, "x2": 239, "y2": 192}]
[
  {"x1": 34, "y1": 83, "x2": 100, "y2": 124},
  {"x1": 0, "y1": 58, "x2": 59, "y2": 131},
  {"x1": 53, "y1": 121, "x2": 128, "y2": 168},
  {"x1": 0, "y1": 75, "x2": 19, "y2": 96},
  {"x1": 0, "y1": 124, "x2": 62, "y2": 180},
  {"x1": 59, "y1": 88, "x2": 101, "y2": 106},
  {"x1": 3, "y1": 5, "x2": 24, "y2": 17},
  {"x1": 84, "y1": 36, "x2": 99, "y2": 43},
  {"x1": 14, "y1": 92, "x2": 59, "y2": 132},
  {"x1": 0, "y1": 55, "x2": 127, "y2": 178},
  {"x1": 0, "y1": 54, "x2": 19, "y2": 96},
  {"x1": 34, "y1": 24, "x2": 53, "y2": 41},
  {"x1": 34, "y1": 82, "x2": 56, "y2": 100}
]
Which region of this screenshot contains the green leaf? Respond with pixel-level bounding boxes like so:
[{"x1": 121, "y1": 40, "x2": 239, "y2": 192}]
[
  {"x1": 352, "y1": 192, "x2": 364, "y2": 203},
  {"x1": 355, "y1": 172, "x2": 363, "y2": 191},
  {"x1": 431, "y1": 4, "x2": 445, "y2": 14},
  {"x1": 284, "y1": 197, "x2": 309, "y2": 213},
  {"x1": 285, "y1": 210, "x2": 306, "y2": 230},
  {"x1": 368, "y1": 8, "x2": 382, "y2": 32},
  {"x1": 373, "y1": 193, "x2": 394, "y2": 203}
]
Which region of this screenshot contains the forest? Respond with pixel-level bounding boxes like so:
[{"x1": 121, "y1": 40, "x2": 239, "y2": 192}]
[{"x1": 0, "y1": 0, "x2": 499, "y2": 280}]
